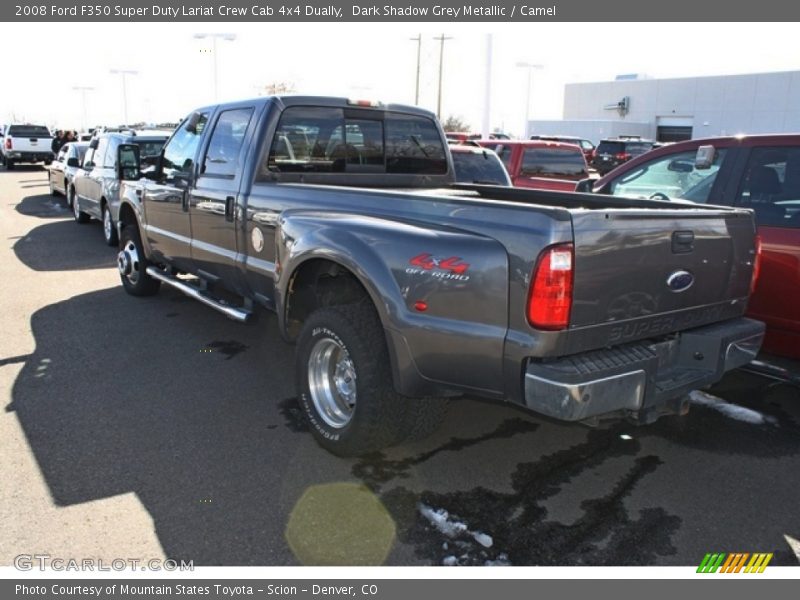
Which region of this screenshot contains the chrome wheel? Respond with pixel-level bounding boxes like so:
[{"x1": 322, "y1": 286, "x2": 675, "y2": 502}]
[
  {"x1": 118, "y1": 239, "x2": 141, "y2": 286},
  {"x1": 307, "y1": 337, "x2": 357, "y2": 428},
  {"x1": 103, "y1": 207, "x2": 113, "y2": 242}
]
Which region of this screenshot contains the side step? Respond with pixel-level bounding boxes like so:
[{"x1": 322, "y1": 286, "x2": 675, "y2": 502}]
[{"x1": 145, "y1": 266, "x2": 252, "y2": 322}]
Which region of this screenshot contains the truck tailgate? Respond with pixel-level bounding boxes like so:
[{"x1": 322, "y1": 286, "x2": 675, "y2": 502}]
[{"x1": 569, "y1": 208, "x2": 757, "y2": 331}]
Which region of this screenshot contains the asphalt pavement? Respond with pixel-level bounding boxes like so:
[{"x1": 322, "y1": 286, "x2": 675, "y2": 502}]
[{"x1": 1, "y1": 167, "x2": 798, "y2": 567}]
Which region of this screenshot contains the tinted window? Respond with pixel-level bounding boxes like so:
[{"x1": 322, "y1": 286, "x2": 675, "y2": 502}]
[
  {"x1": 521, "y1": 148, "x2": 588, "y2": 179},
  {"x1": 735, "y1": 147, "x2": 800, "y2": 228},
  {"x1": 162, "y1": 114, "x2": 208, "y2": 182},
  {"x1": 203, "y1": 108, "x2": 254, "y2": 177},
  {"x1": 8, "y1": 125, "x2": 51, "y2": 137},
  {"x1": 451, "y1": 150, "x2": 510, "y2": 185},
  {"x1": 266, "y1": 108, "x2": 445, "y2": 175},
  {"x1": 609, "y1": 148, "x2": 727, "y2": 203},
  {"x1": 596, "y1": 141, "x2": 624, "y2": 154},
  {"x1": 625, "y1": 142, "x2": 654, "y2": 156},
  {"x1": 385, "y1": 114, "x2": 447, "y2": 174},
  {"x1": 135, "y1": 140, "x2": 166, "y2": 160}
]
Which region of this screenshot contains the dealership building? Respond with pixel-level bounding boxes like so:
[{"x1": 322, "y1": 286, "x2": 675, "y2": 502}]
[{"x1": 529, "y1": 70, "x2": 800, "y2": 143}]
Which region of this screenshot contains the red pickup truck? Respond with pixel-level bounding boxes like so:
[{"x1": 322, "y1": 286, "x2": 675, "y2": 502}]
[
  {"x1": 477, "y1": 140, "x2": 589, "y2": 192},
  {"x1": 582, "y1": 134, "x2": 800, "y2": 359}
]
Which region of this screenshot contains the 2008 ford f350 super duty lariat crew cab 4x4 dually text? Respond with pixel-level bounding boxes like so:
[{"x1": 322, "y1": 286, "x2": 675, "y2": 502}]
[{"x1": 112, "y1": 96, "x2": 765, "y2": 456}]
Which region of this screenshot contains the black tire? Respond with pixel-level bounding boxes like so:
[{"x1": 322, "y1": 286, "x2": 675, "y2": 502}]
[
  {"x1": 102, "y1": 203, "x2": 118, "y2": 246},
  {"x1": 66, "y1": 184, "x2": 76, "y2": 209},
  {"x1": 72, "y1": 192, "x2": 89, "y2": 223},
  {"x1": 295, "y1": 303, "x2": 408, "y2": 456},
  {"x1": 5, "y1": 160, "x2": 14, "y2": 171},
  {"x1": 118, "y1": 225, "x2": 161, "y2": 296}
]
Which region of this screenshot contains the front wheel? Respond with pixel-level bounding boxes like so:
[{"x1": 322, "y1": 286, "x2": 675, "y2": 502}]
[
  {"x1": 102, "y1": 204, "x2": 118, "y2": 246},
  {"x1": 118, "y1": 225, "x2": 161, "y2": 296},
  {"x1": 295, "y1": 303, "x2": 408, "y2": 456},
  {"x1": 5, "y1": 159, "x2": 14, "y2": 171}
]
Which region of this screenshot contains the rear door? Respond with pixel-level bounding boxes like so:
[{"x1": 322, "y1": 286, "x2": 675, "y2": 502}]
[
  {"x1": 49, "y1": 147, "x2": 68, "y2": 191},
  {"x1": 190, "y1": 106, "x2": 255, "y2": 287},
  {"x1": 729, "y1": 144, "x2": 800, "y2": 356}
]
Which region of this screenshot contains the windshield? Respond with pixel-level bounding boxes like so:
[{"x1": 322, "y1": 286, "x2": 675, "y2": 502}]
[
  {"x1": 451, "y1": 150, "x2": 510, "y2": 185},
  {"x1": 135, "y1": 139, "x2": 166, "y2": 158}
]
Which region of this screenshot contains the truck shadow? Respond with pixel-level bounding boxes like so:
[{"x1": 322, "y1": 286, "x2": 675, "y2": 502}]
[
  {"x1": 13, "y1": 219, "x2": 115, "y2": 271},
  {"x1": 10, "y1": 286, "x2": 800, "y2": 566},
  {"x1": 15, "y1": 193, "x2": 72, "y2": 219}
]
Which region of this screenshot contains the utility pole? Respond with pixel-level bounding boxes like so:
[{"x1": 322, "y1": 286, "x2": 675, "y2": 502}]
[
  {"x1": 434, "y1": 34, "x2": 453, "y2": 119},
  {"x1": 72, "y1": 86, "x2": 94, "y2": 132},
  {"x1": 109, "y1": 69, "x2": 138, "y2": 126},
  {"x1": 481, "y1": 34, "x2": 493, "y2": 139},
  {"x1": 409, "y1": 34, "x2": 421, "y2": 105},
  {"x1": 516, "y1": 62, "x2": 543, "y2": 138}
]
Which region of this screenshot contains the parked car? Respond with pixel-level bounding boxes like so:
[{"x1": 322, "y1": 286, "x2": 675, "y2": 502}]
[
  {"x1": 581, "y1": 134, "x2": 800, "y2": 359},
  {"x1": 591, "y1": 136, "x2": 655, "y2": 175},
  {"x1": 47, "y1": 142, "x2": 89, "y2": 201},
  {"x1": 71, "y1": 131, "x2": 168, "y2": 245},
  {"x1": 449, "y1": 145, "x2": 511, "y2": 186},
  {"x1": 111, "y1": 95, "x2": 762, "y2": 456},
  {"x1": 530, "y1": 135, "x2": 595, "y2": 163},
  {"x1": 477, "y1": 140, "x2": 589, "y2": 191},
  {"x1": 0, "y1": 124, "x2": 55, "y2": 169}
]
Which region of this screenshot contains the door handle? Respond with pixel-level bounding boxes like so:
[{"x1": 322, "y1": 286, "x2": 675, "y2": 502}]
[{"x1": 225, "y1": 196, "x2": 235, "y2": 222}]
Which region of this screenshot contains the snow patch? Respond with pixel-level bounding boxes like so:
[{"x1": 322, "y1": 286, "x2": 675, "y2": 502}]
[
  {"x1": 689, "y1": 391, "x2": 776, "y2": 425},
  {"x1": 419, "y1": 503, "x2": 505, "y2": 565}
]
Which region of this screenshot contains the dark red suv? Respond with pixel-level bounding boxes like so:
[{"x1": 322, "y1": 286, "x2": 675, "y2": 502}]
[{"x1": 584, "y1": 134, "x2": 800, "y2": 359}]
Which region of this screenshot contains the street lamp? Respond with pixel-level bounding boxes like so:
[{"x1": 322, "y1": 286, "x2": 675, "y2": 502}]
[
  {"x1": 109, "y1": 69, "x2": 139, "y2": 126},
  {"x1": 516, "y1": 61, "x2": 543, "y2": 139},
  {"x1": 72, "y1": 86, "x2": 94, "y2": 132},
  {"x1": 194, "y1": 33, "x2": 237, "y2": 101}
]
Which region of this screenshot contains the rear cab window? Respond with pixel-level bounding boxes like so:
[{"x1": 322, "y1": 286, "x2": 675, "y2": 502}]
[
  {"x1": 7, "y1": 125, "x2": 51, "y2": 138},
  {"x1": 451, "y1": 150, "x2": 510, "y2": 185},
  {"x1": 263, "y1": 106, "x2": 447, "y2": 178},
  {"x1": 521, "y1": 147, "x2": 588, "y2": 179}
]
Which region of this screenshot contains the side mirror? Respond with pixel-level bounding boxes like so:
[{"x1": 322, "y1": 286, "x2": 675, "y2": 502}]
[
  {"x1": 66, "y1": 157, "x2": 80, "y2": 168},
  {"x1": 575, "y1": 178, "x2": 595, "y2": 193},
  {"x1": 695, "y1": 145, "x2": 715, "y2": 170},
  {"x1": 117, "y1": 143, "x2": 140, "y2": 180},
  {"x1": 88, "y1": 138, "x2": 99, "y2": 150},
  {"x1": 185, "y1": 112, "x2": 202, "y2": 134}
]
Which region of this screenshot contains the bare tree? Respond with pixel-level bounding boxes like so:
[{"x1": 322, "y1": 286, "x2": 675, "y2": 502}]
[
  {"x1": 262, "y1": 81, "x2": 297, "y2": 95},
  {"x1": 442, "y1": 115, "x2": 470, "y2": 132}
]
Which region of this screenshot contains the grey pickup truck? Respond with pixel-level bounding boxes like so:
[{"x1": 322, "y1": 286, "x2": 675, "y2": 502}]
[{"x1": 113, "y1": 96, "x2": 765, "y2": 456}]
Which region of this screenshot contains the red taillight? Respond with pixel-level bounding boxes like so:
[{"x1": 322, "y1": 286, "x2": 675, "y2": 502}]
[
  {"x1": 615, "y1": 152, "x2": 630, "y2": 161},
  {"x1": 750, "y1": 235, "x2": 762, "y2": 295},
  {"x1": 527, "y1": 243, "x2": 574, "y2": 330},
  {"x1": 4, "y1": 138, "x2": 11, "y2": 150}
]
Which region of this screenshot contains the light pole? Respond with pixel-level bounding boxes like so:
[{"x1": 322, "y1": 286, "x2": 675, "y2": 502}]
[
  {"x1": 194, "y1": 33, "x2": 237, "y2": 101},
  {"x1": 409, "y1": 34, "x2": 421, "y2": 105},
  {"x1": 109, "y1": 69, "x2": 138, "y2": 126},
  {"x1": 434, "y1": 34, "x2": 453, "y2": 119},
  {"x1": 516, "y1": 61, "x2": 543, "y2": 139},
  {"x1": 72, "y1": 86, "x2": 94, "y2": 131}
]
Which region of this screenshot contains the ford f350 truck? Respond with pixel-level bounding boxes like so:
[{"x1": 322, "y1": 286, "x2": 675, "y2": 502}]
[{"x1": 112, "y1": 96, "x2": 765, "y2": 456}]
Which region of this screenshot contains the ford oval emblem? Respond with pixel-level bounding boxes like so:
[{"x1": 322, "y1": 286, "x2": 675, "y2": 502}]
[{"x1": 667, "y1": 270, "x2": 694, "y2": 293}]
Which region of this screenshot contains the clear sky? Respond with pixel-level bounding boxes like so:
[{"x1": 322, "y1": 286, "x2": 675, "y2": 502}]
[{"x1": 2, "y1": 21, "x2": 799, "y2": 136}]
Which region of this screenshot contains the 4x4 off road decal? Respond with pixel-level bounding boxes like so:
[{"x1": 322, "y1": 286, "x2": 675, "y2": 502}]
[{"x1": 407, "y1": 253, "x2": 470, "y2": 281}]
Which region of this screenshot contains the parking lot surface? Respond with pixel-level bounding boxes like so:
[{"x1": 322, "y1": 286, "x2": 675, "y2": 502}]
[{"x1": 1, "y1": 167, "x2": 799, "y2": 567}]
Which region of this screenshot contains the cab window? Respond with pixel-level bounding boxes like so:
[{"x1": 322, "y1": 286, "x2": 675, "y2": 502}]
[
  {"x1": 735, "y1": 147, "x2": 800, "y2": 228},
  {"x1": 202, "y1": 108, "x2": 254, "y2": 177},
  {"x1": 609, "y1": 148, "x2": 727, "y2": 202},
  {"x1": 162, "y1": 114, "x2": 208, "y2": 182}
]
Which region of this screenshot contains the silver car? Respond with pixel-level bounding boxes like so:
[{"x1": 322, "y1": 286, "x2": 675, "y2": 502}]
[
  {"x1": 48, "y1": 142, "x2": 89, "y2": 202},
  {"x1": 71, "y1": 131, "x2": 168, "y2": 246}
]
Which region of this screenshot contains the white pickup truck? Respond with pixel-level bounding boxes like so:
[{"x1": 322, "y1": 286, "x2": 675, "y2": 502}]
[{"x1": 1, "y1": 124, "x2": 54, "y2": 169}]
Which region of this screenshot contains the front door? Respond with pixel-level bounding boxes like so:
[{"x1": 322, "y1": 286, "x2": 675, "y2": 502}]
[
  {"x1": 142, "y1": 113, "x2": 208, "y2": 270},
  {"x1": 190, "y1": 106, "x2": 255, "y2": 288}
]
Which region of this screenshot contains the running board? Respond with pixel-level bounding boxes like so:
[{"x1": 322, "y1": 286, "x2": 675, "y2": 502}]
[{"x1": 145, "y1": 266, "x2": 251, "y2": 322}]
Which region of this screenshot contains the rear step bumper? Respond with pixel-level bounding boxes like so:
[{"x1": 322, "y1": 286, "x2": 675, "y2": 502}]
[
  {"x1": 145, "y1": 267, "x2": 251, "y2": 322},
  {"x1": 523, "y1": 317, "x2": 765, "y2": 422}
]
